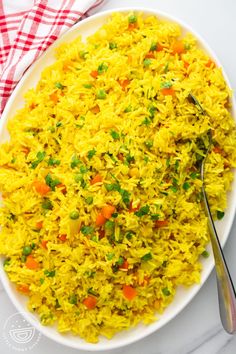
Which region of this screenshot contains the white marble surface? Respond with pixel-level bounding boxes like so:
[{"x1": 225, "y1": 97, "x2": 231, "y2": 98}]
[{"x1": 1, "y1": 0, "x2": 236, "y2": 353}]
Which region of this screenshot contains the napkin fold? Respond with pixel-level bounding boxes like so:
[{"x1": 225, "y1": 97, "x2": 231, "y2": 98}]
[{"x1": 0, "y1": 0, "x2": 104, "y2": 115}]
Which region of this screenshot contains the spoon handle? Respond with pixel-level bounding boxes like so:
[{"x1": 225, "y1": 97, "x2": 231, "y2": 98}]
[{"x1": 202, "y1": 186, "x2": 236, "y2": 334}]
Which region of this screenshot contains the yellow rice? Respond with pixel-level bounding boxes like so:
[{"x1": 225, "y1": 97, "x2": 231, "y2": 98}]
[{"x1": 0, "y1": 12, "x2": 236, "y2": 343}]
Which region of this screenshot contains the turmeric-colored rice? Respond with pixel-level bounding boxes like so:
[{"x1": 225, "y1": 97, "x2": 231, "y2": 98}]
[{"x1": 0, "y1": 12, "x2": 236, "y2": 343}]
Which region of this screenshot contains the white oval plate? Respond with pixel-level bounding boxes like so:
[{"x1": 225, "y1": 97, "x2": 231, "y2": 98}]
[{"x1": 0, "y1": 7, "x2": 236, "y2": 352}]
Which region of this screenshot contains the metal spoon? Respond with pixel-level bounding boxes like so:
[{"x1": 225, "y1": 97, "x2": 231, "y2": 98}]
[{"x1": 188, "y1": 93, "x2": 236, "y2": 334}]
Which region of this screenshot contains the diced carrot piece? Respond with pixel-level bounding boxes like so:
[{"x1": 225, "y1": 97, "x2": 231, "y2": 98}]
[
  {"x1": 172, "y1": 41, "x2": 185, "y2": 55},
  {"x1": 155, "y1": 220, "x2": 169, "y2": 228},
  {"x1": 36, "y1": 221, "x2": 43, "y2": 229},
  {"x1": 83, "y1": 296, "x2": 97, "y2": 309},
  {"x1": 161, "y1": 88, "x2": 175, "y2": 96},
  {"x1": 205, "y1": 59, "x2": 215, "y2": 68},
  {"x1": 50, "y1": 92, "x2": 58, "y2": 103},
  {"x1": 90, "y1": 174, "x2": 102, "y2": 185},
  {"x1": 96, "y1": 213, "x2": 107, "y2": 227},
  {"x1": 17, "y1": 284, "x2": 30, "y2": 294},
  {"x1": 118, "y1": 79, "x2": 130, "y2": 91},
  {"x1": 120, "y1": 260, "x2": 129, "y2": 270},
  {"x1": 184, "y1": 61, "x2": 189, "y2": 69},
  {"x1": 33, "y1": 181, "x2": 51, "y2": 196},
  {"x1": 145, "y1": 51, "x2": 155, "y2": 59},
  {"x1": 101, "y1": 205, "x2": 115, "y2": 219},
  {"x1": 22, "y1": 147, "x2": 30, "y2": 155},
  {"x1": 90, "y1": 104, "x2": 100, "y2": 114},
  {"x1": 58, "y1": 234, "x2": 67, "y2": 242},
  {"x1": 128, "y1": 23, "x2": 138, "y2": 31},
  {"x1": 213, "y1": 146, "x2": 223, "y2": 154},
  {"x1": 123, "y1": 285, "x2": 137, "y2": 300},
  {"x1": 25, "y1": 255, "x2": 39, "y2": 270},
  {"x1": 117, "y1": 153, "x2": 124, "y2": 161},
  {"x1": 41, "y1": 240, "x2": 48, "y2": 249},
  {"x1": 90, "y1": 70, "x2": 98, "y2": 79},
  {"x1": 157, "y1": 44, "x2": 164, "y2": 52},
  {"x1": 56, "y1": 183, "x2": 67, "y2": 194},
  {"x1": 129, "y1": 201, "x2": 140, "y2": 213}
]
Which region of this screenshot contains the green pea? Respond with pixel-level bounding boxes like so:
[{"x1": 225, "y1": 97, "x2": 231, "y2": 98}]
[
  {"x1": 69, "y1": 211, "x2": 79, "y2": 220},
  {"x1": 22, "y1": 246, "x2": 32, "y2": 256}
]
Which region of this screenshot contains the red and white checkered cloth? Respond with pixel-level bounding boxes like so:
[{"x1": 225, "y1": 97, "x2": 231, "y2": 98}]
[{"x1": 0, "y1": 0, "x2": 105, "y2": 116}]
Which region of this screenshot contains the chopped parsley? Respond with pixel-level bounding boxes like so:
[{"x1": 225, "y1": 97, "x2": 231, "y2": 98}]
[
  {"x1": 71, "y1": 155, "x2": 80, "y2": 169},
  {"x1": 160, "y1": 81, "x2": 172, "y2": 89},
  {"x1": 97, "y1": 62, "x2": 108, "y2": 74},
  {"x1": 42, "y1": 199, "x2": 53, "y2": 210},
  {"x1": 55, "y1": 82, "x2": 65, "y2": 90},
  {"x1": 135, "y1": 205, "x2": 150, "y2": 217},
  {"x1": 141, "y1": 252, "x2": 152, "y2": 261},
  {"x1": 110, "y1": 130, "x2": 120, "y2": 140},
  {"x1": 81, "y1": 226, "x2": 94, "y2": 235},
  {"x1": 143, "y1": 58, "x2": 151, "y2": 67},
  {"x1": 87, "y1": 148, "x2": 96, "y2": 160},
  {"x1": 45, "y1": 173, "x2": 60, "y2": 191},
  {"x1": 150, "y1": 42, "x2": 157, "y2": 51},
  {"x1": 44, "y1": 270, "x2": 56, "y2": 277},
  {"x1": 109, "y1": 42, "x2": 117, "y2": 50},
  {"x1": 48, "y1": 157, "x2": 60, "y2": 166},
  {"x1": 182, "y1": 182, "x2": 190, "y2": 190},
  {"x1": 31, "y1": 151, "x2": 46, "y2": 169},
  {"x1": 97, "y1": 89, "x2": 106, "y2": 99},
  {"x1": 217, "y1": 210, "x2": 225, "y2": 220}
]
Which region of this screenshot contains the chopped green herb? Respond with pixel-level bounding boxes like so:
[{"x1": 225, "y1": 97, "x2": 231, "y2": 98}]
[
  {"x1": 84, "y1": 270, "x2": 96, "y2": 278},
  {"x1": 182, "y1": 182, "x2": 190, "y2": 190},
  {"x1": 135, "y1": 205, "x2": 150, "y2": 217},
  {"x1": 69, "y1": 211, "x2": 79, "y2": 220},
  {"x1": 81, "y1": 226, "x2": 94, "y2": 235},
  {"x1": 105, "y1": 220, "x2": 115, "y2": 230},
  {"x1": 109, "y1": 42, "x2": 117, "y2": 50},
  {"x1": 201, "y1": 250, "x2": 210, "y2": 258},
  {"x1": 164, "y1": 62, "x2": 169, "y2": 73},
  {"x1": 143, "y1": 58, "x2": 151, "y2": 67},
  {"x1": 85, "y1": 196, "x2": 93, "y2": 205},
  {"x1": 44, "y1": 270, "x2": 56, "y2": 277},
  {"x1": 162, "y1": 287, "x2": 171, "y2": 296},
  {"x1": 217, "y1": 210, "x2": 225, "y2": 220},
  {"x1": 31, "y1": 242, "x2": 36, "y2": 250},
  {"x1": 184, "y1": 43, "x2": 191, "y2": 50},
  {"x1": 87, "y1": 148, "x2": 96, "y2": 160},
  {"x1": 110, "y1": 130, "x2": 120, "y2": 140},
  {"x1": 21, "y1": 255, "x2": 27, "y2": 262},
  {"x1": 170, "y1": 186, "x2": 178, "y2": 193},
  {"x1": 11, "y1": 157, "x2": 16, "y2": 163},
  {"x1": 128, "y1": 14, "x2": 137, "y2": 23},
  {"x1": 31, "y1": 151, "x2": 46, "y2": 169},
  {"x1": 71, "y1": 154, "x2": 80, "y2": 168},
  {"x1": 141, "y1": 252, "x2": 152, "y2": 261},
  {"x1": 87, "y1": 288, "x2": 98, "y2": 296},
  {"x1": 144, "y1": 155, "x2": 149, "y2": 164},
  {"x1": 190, "y1": 171, "x2": 199, "y2": 179},
  {"x1": 187, "y1": 93, "x2": 205, "y2": 114},
  {"x1": 68, "y1": 294, "x2": 77, "y2": 304},
  {"x1": 142, "y1": 117, "x2": 151, "y2": 126},
  {"x1": 117, "y1": 256, "x2": 124, "y2": 266},
  {"x1": 145, "y1": 140, "x2": 153, "y2": 149},
  {"x1": 45, "y1": 173, "x2": 60, "y2": 191},
  {"x1": 55, "y1": 122, "x2": 62, "y2": 128},
  {"x1": 124, "y1": 105, "x2": 132, "y2": 113},
  {"x1": 175, "y1": 160, "x2": 179, "y2": 171},
  {"x1": 79, "y1": 51, "x2": 88, "y2": 59},
  {"x1": 106, "y1": 253, "x2": 114, "y2": 260},
  {"x1": 97, "y1": 89, "x2": 106, "y2": 99},
  {"x1": 39, "y1": 278, "x2": 45, "y2": 284},
  {"x1": 112, "y1": 212, "x2": 118, "y2": 218},
  {"x1": 150, "y1": 42, "x2": 157, "y2": 51},
  {"x1": 166, "y1": 158, "x2": 170, "y2": 167},
  {"x1": 83, "y1": 83, "x2": 92, "y2": 89},
  {"x1": 148, "y1": 104, "x2": 156, "y2": 119},
  {"x1": 126, "y1": 231, "x2": 134, "y2": 240},
  {"x1": 90, "y1": 235, "x2": 98, "y2": 242},
  {"x1": 55, "y1": 82, "x2": 65, "y2": 90},
  {"x1": 97, "y1": 63, "x2": 108, "y2": 74},
  {"x1": 42, "y1": 199, "x2": 53, "y2": 210},
  {"x1": 48, "y1": 157, "x2": 60, "y2": 166},
  {"x1": 126, "y1": 154, "x2": 135, "y2": 164},
  {"x1": 151, "y1": 214, "x2": 160, "y2": 220},
  {"x1": 22, "y1": 246, "x2": 32, "y2": 256},
  {"x1": 3, "y1": 259, "x2": 10, "y2": 267},
  {"x1": 162, "y1": 260, "x2": 168, "y2": 267},
  {"x1": 160, "y1": 81, "x2": 172, "y2": 89},
  {"x1": 119, "y1": 188, "x2": 130, "y2": 206}
]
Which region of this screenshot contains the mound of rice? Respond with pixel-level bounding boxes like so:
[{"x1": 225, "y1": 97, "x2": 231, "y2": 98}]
[{"x1": 0, "y1": 12, "x2": 236, "y2": 343}]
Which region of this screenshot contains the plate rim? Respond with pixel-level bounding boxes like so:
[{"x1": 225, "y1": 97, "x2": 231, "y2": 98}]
[{"x1": 0, "y1": 6, "x2": 236, "y2": 351}]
